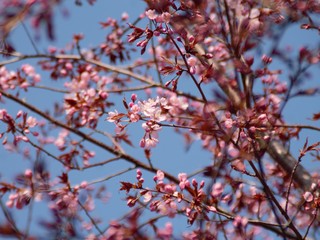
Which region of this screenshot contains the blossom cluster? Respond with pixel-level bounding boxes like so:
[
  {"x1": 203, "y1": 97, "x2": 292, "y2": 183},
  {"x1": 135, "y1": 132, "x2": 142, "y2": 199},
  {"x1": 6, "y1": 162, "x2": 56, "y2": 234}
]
[
  {"x1": 0, "y1": 65, "x2": 40, "y2": 90},
  {"x1": 64, "y1": 88, "x2": 108, "y2": 129},
  {"x1": 107, "y1": 93, "x2": 188, "y2": 149},
  {"x1": 0, "y1": 0, "x2": 320, "y2": 239}
]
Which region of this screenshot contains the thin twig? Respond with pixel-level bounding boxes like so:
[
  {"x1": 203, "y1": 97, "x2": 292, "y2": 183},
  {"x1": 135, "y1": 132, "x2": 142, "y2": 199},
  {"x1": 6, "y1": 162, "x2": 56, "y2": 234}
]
[
  {"x1": 77, "y1": 200, "x2": 104, "y2": 236},
  {"x1": 272, "y1": 124, "x2": 320, "y2": 132},
  {"x1": 0, "y1": 89, "x2": 180, "y2": 184},
  {"x1": 0, "y1": 198, "x2": 24, "y2": 239},
  {"x1": 80, "y1": 156, "x2": 122, "y2": 170},
  {"x1": 0, "y1": 52, "x2": 204, "y2": 103},
  {"x1": 303, "y1": 209, "x2": 318, "y2": 239},
  {"x1": 87, "y1": 167, "x2": 135, "y2": 185},
  {"x1": 285, "y1": 155, "x2": 303, "y2": 213},
  {"x1": 149, "y1": 20, "x2": 163, "y2": 85},
  {"x1": 20, "y1": 20, "x2": 39, "y2": 54},
  {"x1": 248, "y1": 161, "x2": 302, "y2": 239}
]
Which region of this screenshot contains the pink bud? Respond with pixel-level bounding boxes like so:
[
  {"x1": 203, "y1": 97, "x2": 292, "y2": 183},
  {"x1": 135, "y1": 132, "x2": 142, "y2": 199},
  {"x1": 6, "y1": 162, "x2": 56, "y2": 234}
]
[
  {"x1": 121, "y1": 12, "x2": 129, "y2": 21},
  {"x1": 249, "y1": 126, "x2": 256, "y2": 133},
  {"x1": 80, "y1": 181, "x2": 88, "y2": 189},
  {"x1": 65, "y1": 62, "x2": 73, "y2": 70},
  {"x1": 139, "y1": 139, "x2": 145, "y2": 148},
  {"x1": 6, "y1": 200, "x2": 14, "y2": 208},
  {"x1": 192, "y1": 179, "x2": 197, "y2": 188},
  {"x1": 136, "y1": 169, "x2": 142, "y2": 180},
  {"x1": 17, "y1": 110, "x2": 23, "y2": 118},
  {"x1": 131, "y1": 94, "x2": 137, "y2": 102},
  {"x1": 262, "y1": 54, "x2": 272, "y2": 64},
  {"x1": 164, "y1": 184, "x2": 173, "y2": 193},
  {"x1": 25, "y1": 169, "x2": 33, "y2": 178},
  {"x1": 188, "y1": 35, "x2": 195, "y2": 43},
  {"x1": 99, "y1": 91, "x2": 108, "y2": 99},
  {"x1": 200, "y1": 180, "x2": 205, "y2": 189}
]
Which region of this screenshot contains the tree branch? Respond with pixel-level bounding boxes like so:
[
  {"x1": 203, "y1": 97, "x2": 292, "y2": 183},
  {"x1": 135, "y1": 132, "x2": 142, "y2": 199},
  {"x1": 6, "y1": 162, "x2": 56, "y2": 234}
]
[{"x1": 0, "y1": 89, "x2": 180, "y2": 184}]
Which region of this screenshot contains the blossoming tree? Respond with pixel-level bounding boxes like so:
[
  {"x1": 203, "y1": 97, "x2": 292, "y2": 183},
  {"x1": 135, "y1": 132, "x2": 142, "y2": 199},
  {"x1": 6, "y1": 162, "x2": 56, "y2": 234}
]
[{"x1": 0, "y1": 0, "x2": 320, "y2": 239}]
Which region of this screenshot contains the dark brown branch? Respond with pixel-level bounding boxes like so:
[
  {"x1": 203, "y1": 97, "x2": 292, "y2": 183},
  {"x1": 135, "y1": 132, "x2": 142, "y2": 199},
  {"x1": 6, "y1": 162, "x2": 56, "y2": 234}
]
[{"x1": 267, "y1": 140, "x2": 313, "y2": 192}]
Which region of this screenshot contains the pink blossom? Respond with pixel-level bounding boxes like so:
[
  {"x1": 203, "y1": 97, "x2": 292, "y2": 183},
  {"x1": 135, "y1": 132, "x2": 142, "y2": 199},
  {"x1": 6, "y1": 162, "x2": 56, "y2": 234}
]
[
  {"x1": 142, "y1": 122, "x2": 161, "y2": 132},
  {"x1": 269, "y1": 94, "x2": 281, "y2": 108},
  {"x1": 129, "y1": 112, "x2": 140, "y2": 122},
  {"x1": 211, "y1": 182, "x2": 224, "y2": 198},
  {"x1": 139, "y1": 97, "x2": 168, "y2": 121},
  {"x1": 0, "y1": 109, "x2": 8, "y2": 120},
  {"x1": 258, "y1": 113, "x2": 268, "y2": 123},
  {"x1": 130, "y1": 104, "x2": 140, "y2": 113},
  {"x1": 26, "y1": 116, "x2": 37, "y2": 128},
  {"x1": 20, "y1": 82, "x2": 29, "y2": 89},
  {"x1": 275, "y1": 82, "x2": 287, "y2": 94},
  {"x1": 144, "y1": 137, "x2": 159, "y2": 149},
  {"x1": 80, "y1": 181, "x2": 88, "y2": 189},
  {"x1": 187, "y1": 57, "x2": 197, "y2": 67},
  {"x1": 160, "y1": 12, "x2": 171, "y2": 23},
  {"x1": 169, "y1": 96, "x2": 188, "y2": 111},
  {"x1": 145, "y1": 9, "x2": 158, "y2": 20},
  {"x1": 233, "y1": 215, "x2": 248, "y2": 228},
  {"x1": 115, "y1": 123, "x2": 124, "y2": 134},
  {"x1": 303, "y1": 192, "x2": 314, "y2": 203},
  {"x1": 54, "y1": 130, "x2": 69, "y2": 149},
  {"x1": 224, "y1": 118, "x2": 233, "y2": 129},
  {"x1": 80, "y1": 71, "x2": 90, "y2": 82},
  {"x1": 86, "y1": 88, "x2": 96, "y2": 97},
  {"x1": 143, "y1": 191, "x2": 152, "y2": 203},
  {"x1": 107, "y1": 110, "x2": 119, "y2": 122},
  {"x1": 21, "y1": 64, "x2": 35, "y2": 76},
  {"x1": 228, "y1": 145, "x2": 239, "y2": 158},
  {"x1": 32, "y1": 73, "x2": 41, "y2": 83},
  {"x1": 178, "y1": 173, "x2": 189, "y2": 190},
  {"x1": 158, "y1": 201, "x2": 177, "y2": 217},
  {"x1": 164, "y1": 184, "x2": 174, "y2": 194},
  {"x1": 15, "y1": 135, "x2": 29, "y2": 143},
  {"x1": 65, "y1": 62, "x2": 73, "y2": 70},
  {"x1": 121, "y1": 12, "x2": 129, "y2": 21},
  {"x1": 156, "y1": 170, "x2": 165, "y2": 181},
  {"x1": 157, "y1": 222, "x2": 173, "y2": 239},
  {"x1": 24, "y1": 169, "x2": 33, "y2": 178}
]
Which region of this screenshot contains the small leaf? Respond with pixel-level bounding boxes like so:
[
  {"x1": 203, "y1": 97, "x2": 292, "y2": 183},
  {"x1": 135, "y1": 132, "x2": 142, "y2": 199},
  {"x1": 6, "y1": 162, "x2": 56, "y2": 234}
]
[
  {"x1": 64, "y1": 98, "x2": 78, "y2": 106},
  {"x1": 122, "y1": 97, "x2": 129, "y2": 110},
  {"x1": 58, "y1": 172, "x2": 69, "y2": 184},
  {"x1": 312, "y1": 112, "x2": 320, "y2": 121},
  {"x1": 120, "y1": 181, "x2": 133, "y2": 193},
  {"x1": 141, "y1": 46, "x2": 146, "y2": 55}
]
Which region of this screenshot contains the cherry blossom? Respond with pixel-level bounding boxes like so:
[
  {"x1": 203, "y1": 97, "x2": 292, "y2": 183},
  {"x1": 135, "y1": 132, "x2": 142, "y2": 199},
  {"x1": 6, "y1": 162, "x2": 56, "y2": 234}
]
[{"x1": 0, "y1": 0, "x2": 320, "y2": 239}]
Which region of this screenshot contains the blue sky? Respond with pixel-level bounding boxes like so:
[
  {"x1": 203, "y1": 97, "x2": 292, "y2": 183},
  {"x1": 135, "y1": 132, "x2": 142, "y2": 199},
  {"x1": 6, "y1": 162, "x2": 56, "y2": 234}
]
[{"x1": 1, "y1": 1, "x2": 320, "y2": 238}]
